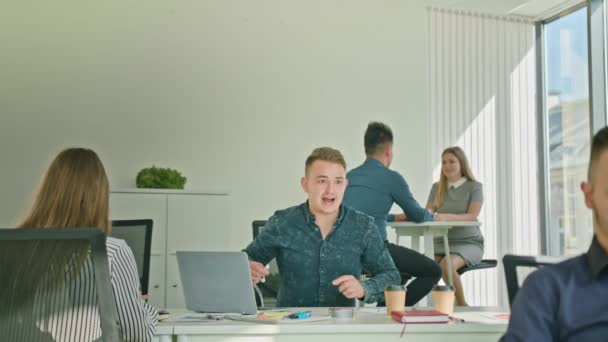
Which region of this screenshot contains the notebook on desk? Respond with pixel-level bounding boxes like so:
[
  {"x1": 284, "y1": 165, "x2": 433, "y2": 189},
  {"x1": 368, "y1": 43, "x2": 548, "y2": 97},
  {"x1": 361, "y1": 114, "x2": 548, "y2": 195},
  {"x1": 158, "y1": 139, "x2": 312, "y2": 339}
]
[
  {"x1": 225, "y1": 311, "x2": 331, "y2": 324},
  {"x1": 176, "y1": 251, "x2": 258, "y2": 315},
  {"x1": 391, "y1": 309, "x2": 449, "y2": 323}
]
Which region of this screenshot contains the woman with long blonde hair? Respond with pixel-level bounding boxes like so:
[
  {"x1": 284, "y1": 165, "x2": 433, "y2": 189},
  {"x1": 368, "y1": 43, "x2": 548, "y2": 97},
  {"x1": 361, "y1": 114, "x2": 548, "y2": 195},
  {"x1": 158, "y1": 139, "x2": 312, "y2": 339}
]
[
  {"x1": 18, "y1": 147, "x2": 158, "y2": 341},
  {"x1": 426, "y1": 146, "x2": 483, "y2": 306}
]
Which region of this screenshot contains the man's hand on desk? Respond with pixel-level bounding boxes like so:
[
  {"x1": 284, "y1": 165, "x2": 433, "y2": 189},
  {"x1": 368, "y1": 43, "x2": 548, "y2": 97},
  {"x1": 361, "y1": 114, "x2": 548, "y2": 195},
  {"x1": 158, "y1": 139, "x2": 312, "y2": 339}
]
[
  {"x1": 332, "y1": 275, "x2": 365, "y2": 299},
  {"x1": 433, "y1": 213, "x2": 444, "y2": 221},
  {"x1": 432, "y1": 212, "x2": 478, "y2": 222},
  {"x1": 393, "y1": 214, "x2": 408, "y2": 222},
  {"x1": 249, "y1": 261, "x2": 269, "y2": 284}
]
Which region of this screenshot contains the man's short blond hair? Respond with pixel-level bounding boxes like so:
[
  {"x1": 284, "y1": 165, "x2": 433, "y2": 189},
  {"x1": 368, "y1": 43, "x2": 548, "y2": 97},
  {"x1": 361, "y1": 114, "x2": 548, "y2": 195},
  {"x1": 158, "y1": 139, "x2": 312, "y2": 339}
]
[{"x1": 305, "y1": 147, "x2": 347, "y2": 176}]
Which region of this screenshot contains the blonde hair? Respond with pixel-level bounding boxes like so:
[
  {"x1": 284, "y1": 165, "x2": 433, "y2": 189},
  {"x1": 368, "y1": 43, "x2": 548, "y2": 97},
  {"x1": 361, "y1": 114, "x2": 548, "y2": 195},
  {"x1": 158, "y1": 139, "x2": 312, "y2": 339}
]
[
  {"x1": 434, "y1": 147, "x2": 476, "y2": 208},
  {"x1": 305, "y1": 147, "x2": 347, "y2": 176},
  {"x1": 18, "y1": 148, "x2": 111, "y2": 235}
]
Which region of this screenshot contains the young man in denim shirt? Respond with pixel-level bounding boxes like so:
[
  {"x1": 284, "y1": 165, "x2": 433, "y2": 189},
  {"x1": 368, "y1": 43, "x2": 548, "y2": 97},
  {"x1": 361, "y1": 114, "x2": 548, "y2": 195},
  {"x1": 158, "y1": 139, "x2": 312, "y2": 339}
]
[{"x1": 245, "y1": 147, "x2": 400, "y2": 307}]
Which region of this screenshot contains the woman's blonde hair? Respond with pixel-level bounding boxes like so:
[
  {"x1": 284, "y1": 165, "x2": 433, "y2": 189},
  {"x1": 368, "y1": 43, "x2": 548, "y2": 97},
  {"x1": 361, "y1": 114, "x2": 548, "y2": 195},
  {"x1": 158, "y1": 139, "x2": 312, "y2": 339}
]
[
  {"x1": 18, "y1": 148, "x2": 111, "y2": 235},
  {"x1": 434, "y1": 146, "x2": 476, "y2": 209}
]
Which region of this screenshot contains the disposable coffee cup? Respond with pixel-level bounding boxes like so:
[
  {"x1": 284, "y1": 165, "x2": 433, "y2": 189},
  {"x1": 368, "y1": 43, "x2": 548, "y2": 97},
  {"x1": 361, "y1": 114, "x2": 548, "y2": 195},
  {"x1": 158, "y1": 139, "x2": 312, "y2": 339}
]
[
  {"x1": 384, "y1": 285, "x2": 406, "y2": 316},
  {"x1": 432, "y1": 285, "x2": 455, "y2": 316}
]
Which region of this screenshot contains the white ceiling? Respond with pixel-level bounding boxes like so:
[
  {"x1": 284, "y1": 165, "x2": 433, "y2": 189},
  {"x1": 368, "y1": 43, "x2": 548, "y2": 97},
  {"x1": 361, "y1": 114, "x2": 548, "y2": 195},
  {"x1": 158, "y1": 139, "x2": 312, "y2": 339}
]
[{"x1": 426, "y1": 0, "x2": 584, "y2": 19}]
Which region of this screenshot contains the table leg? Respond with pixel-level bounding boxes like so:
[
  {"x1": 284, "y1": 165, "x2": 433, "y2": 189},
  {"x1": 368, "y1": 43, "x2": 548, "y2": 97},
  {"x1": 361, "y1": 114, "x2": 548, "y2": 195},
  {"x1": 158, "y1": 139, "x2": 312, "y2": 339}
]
[
  {"x1": 423, "y1": 230, "x2": 434, "y2": 260},
  {"x1": 443, "y1": 233, "x2": 453, "y2": 286},
  {"x1": 411, "y1": 234, "x2": 420, "y2": 251},
  {"x1": 421, "y1": 229, "x2": 435, "y2": 307}
]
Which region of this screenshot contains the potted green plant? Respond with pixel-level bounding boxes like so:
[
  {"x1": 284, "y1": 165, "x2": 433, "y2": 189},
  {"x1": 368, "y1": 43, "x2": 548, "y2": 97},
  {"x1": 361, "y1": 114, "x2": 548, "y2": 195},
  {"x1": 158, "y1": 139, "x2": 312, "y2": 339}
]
[{"x1": 136, "y1": 166, "x2": 187, "y2": 189}]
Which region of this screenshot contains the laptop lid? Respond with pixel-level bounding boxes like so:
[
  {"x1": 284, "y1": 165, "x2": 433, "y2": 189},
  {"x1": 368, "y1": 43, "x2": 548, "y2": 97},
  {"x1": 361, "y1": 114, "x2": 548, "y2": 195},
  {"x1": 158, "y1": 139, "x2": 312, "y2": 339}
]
[
  {"x1": 110, "y1": 219, "x2": 153, "y2": 294},
  {"x1": 176, "y1": 251, "x2": 257, "y2": 314}
]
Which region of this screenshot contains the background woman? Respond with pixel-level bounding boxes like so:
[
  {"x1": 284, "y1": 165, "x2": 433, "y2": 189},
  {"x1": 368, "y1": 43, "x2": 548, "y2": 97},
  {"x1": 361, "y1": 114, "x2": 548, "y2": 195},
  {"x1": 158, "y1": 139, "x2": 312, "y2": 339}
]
[
  {"x1": 426, "y1": 146, "x2": 483, "y2": 306},
  {"x1": 18, "y1": 147, "x2": 158, "y2": 341}
]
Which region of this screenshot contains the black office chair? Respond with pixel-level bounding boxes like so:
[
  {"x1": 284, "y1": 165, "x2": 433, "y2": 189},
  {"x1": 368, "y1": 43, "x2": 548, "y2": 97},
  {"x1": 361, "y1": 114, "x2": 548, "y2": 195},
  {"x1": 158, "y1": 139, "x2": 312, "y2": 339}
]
[
  {"x1": 251, "y1": 220, "x2": 280, "y2": 306},
  {"x1": 0, "y1": 228, "x2": 119, "y2": 341},
  {"x1": 503, "y1": 254, "x2": 562, "y2": 306},
  {"x1": 252, "y1": 220, "x2": 267, "y2": 241},
  {"x1": 457, "y1": 259, "x2": 497, "y2": 275},
  {"x1": 111, "y1": 219, "x2": 153, "y2": 294}
]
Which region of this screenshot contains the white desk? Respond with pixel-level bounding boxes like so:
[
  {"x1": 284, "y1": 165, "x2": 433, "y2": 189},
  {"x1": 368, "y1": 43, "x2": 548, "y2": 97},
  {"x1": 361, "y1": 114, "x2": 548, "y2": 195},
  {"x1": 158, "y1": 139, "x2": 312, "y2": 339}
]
[
  {"x1": 157, "y1": 307, "x2": 508, "y2": 342},
  {"x1": 152, "y1": 324, "x2": 173, "y2": 342},
  {"x1": 388, "y1": 221, "x2": 481, "y2": 287}
]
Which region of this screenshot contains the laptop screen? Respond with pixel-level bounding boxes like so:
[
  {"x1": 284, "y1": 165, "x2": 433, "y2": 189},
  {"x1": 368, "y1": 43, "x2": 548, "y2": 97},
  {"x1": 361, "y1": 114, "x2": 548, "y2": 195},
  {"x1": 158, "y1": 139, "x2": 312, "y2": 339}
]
[{"x1": 110, "y1": 220, "x2": 152, "y2": 294}]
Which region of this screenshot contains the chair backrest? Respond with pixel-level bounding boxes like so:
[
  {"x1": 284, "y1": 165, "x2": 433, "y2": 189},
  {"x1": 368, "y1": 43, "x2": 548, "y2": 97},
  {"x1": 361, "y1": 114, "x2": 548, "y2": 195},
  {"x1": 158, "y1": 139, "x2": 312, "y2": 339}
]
[
  {"x1": 251, "y1": 220, "x2": 279, "y2": 304},
  {"x1": 252, "y1": 220, "x2": 266, "y2": 240},
  {"x1": 111, "y1": 219, "x2": 153, "y2": 294},
  {"x1": 503, "y1": 254, "x2": 563, "y2": 306},
  {"x1": 0, "y1": 228, "x2": 119, "y2": 341}
]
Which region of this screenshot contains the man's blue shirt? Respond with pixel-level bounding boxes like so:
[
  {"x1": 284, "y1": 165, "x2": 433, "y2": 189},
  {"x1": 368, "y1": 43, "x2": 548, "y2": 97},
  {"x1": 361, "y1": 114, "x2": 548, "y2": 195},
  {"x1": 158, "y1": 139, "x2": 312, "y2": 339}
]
[
  {"x1": 244, "y1": 202, "x2": 400, "y2": 307},
  {"x1": 344, "y1": 158, "x2": 434, "y2": 241},
  {"x1": 501, "y1": 237, "x2": 608, "y2": 342}
]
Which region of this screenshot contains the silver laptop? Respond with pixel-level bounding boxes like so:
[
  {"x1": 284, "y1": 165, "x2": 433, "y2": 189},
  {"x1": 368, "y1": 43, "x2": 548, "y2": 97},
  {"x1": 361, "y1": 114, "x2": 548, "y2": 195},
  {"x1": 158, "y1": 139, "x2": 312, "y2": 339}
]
[{"x1": 176, "y1": 251, "x2": 258, "y2": 314}]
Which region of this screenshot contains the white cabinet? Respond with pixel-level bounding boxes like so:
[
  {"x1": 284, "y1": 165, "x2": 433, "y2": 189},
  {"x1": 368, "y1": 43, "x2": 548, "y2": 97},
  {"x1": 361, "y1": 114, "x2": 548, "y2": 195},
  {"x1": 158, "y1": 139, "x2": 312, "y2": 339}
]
[{"x1": 110, "y1": 189, "x2": 230, "y2": 309}]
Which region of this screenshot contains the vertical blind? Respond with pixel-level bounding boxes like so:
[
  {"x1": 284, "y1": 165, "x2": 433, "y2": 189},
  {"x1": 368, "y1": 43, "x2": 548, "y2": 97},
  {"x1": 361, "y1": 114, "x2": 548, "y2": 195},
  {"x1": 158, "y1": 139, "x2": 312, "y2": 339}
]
[{"x1": 427, "y1": 7, "x2": 539, "y2": 306}]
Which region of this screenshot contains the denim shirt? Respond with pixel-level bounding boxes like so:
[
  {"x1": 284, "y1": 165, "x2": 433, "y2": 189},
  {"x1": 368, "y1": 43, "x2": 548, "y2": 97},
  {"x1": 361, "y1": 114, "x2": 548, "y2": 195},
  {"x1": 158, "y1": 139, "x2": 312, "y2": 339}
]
[
  {"x1": 344, "y1": 158, "x2": 434, "y2": 241},
  {"x1": 244, "y1": 202, "x2": 400, "y2": 307}
]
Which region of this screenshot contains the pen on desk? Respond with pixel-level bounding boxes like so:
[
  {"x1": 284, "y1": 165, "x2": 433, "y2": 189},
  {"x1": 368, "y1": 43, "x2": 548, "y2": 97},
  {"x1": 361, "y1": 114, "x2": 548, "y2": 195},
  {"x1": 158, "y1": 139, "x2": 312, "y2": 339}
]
[
  {"x1": 449, "y1": 315, "x2": 465, "y2": 323},
  {"x1": 287, "y1": 311, "x2": 311, "y2": 319}
]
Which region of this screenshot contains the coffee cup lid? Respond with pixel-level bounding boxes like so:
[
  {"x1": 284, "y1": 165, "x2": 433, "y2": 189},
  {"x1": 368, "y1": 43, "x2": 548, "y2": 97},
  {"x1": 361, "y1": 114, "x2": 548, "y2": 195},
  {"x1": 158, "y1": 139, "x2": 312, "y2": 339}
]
[
  {"x1": 384, "y1": 285, "x2": 406, "y2": 291},
  {"x1": 432, "y1": 285, "x2": 455, "y2": 291}
]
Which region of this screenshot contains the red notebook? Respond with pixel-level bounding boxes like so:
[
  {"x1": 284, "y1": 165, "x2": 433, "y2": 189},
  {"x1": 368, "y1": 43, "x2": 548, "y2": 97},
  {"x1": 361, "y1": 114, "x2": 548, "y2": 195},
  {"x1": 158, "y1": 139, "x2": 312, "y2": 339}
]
[{"x1": 391, "y1": 309, "x2": 449, "y2": 324}]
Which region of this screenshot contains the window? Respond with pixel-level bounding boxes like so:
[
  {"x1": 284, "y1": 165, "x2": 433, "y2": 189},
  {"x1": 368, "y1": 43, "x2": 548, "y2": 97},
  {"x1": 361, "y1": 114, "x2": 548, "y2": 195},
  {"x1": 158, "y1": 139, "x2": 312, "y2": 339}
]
[{"x1": 542, "y1": 6, "x2": 592, "y2": 256}]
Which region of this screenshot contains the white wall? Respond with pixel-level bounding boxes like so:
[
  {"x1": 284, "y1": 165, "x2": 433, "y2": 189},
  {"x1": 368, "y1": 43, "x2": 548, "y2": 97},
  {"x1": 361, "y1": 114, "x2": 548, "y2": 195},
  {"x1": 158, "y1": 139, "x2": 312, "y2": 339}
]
[{"x1": 0, "y1": 0, "x2": 433, "y2": 249}]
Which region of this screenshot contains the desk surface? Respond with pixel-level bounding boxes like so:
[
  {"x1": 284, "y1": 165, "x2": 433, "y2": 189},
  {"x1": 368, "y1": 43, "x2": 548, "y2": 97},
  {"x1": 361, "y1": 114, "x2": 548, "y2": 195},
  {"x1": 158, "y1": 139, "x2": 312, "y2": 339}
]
[
  {"x1": 158, "y1": 306, "x2": 508, "y2": 339},
  {"x1": 388, "y1": 221, "x2": 481, "y2": 227}
]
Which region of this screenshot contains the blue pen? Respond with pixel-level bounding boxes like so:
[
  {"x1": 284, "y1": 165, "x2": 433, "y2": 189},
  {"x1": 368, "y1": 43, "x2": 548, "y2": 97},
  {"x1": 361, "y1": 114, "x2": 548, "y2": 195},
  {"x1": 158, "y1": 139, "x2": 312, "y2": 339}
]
[{"x1": 287, "y1": 310, "x2": 311, "y2": 319}]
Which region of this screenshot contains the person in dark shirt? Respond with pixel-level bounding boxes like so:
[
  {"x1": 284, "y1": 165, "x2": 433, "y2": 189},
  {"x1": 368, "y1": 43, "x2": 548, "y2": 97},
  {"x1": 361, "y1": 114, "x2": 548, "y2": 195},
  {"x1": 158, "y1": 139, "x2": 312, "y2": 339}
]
[
  {"x1": 344, "y1": 122, "x2": 441, "y2": 306},
  {"x1": 244, "y1": 147, "x2": 400, "y2": 307},
  {"x1": 501, "y1": 126, "x2": 608, "y2": 342}
]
